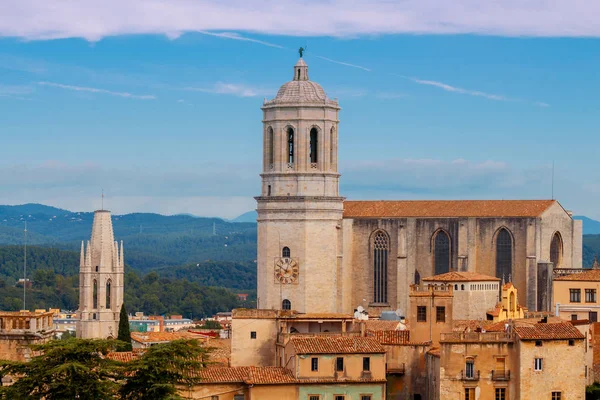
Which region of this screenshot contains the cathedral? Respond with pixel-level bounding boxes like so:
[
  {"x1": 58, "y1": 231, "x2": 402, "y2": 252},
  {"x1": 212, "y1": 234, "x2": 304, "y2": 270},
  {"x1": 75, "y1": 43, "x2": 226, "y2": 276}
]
[
  {"x1": 76, "y1": 209, "x2": 124, "y2": 339},
  {"x1": 256, "y1": 57, "x2": 583, "y2": 317}
]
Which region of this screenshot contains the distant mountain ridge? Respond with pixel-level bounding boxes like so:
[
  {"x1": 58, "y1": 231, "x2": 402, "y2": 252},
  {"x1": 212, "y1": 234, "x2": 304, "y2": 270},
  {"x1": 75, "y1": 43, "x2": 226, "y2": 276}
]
[{"x1": 0, "y1": 204, "x2": 257, "y2": 271}]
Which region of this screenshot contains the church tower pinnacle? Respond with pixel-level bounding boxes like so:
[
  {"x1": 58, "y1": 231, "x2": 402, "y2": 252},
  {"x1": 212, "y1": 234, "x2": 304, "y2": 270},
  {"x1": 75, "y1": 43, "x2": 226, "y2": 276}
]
[
  {"x1": 76, "y1": 209, "x2": 124, "y2": 339},
  {"x1": 256, "y1": 57, "x2": 344, "y2": 313}
]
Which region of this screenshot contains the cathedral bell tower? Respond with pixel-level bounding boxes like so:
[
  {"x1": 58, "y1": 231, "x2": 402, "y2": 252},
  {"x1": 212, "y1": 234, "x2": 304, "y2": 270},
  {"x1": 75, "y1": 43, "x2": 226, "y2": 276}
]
[
  {"x1": 256, "y1": 56, "x2": 344, "y2": 313},
  {"x1": 76, "y1": 209, "x2": 124, "y2": 339}
]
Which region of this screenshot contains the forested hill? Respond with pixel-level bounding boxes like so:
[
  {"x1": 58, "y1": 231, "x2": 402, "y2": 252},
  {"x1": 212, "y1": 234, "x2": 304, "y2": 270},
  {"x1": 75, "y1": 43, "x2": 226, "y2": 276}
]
[
  {"x1": 0, "y1": 204, "x2": 256, "y2": 271},
  {"x1": 0, "y1": 245, "x2": 251, "y2": 316}
]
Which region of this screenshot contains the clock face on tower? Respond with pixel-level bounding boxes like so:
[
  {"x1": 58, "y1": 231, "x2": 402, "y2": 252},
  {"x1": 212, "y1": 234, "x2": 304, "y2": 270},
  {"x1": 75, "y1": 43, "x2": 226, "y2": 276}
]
[{"x1": 274, "y1": 257, "x2": 299, "y2": 284}]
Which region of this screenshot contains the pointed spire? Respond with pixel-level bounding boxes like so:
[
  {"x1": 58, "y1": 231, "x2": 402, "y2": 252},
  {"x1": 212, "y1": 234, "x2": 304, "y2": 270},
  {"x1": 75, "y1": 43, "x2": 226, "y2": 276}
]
[
  {"x1": 120, "y1": 240, "x2": 124, "y2": 268},
  {"x1": 86, "y1": 240, "x2": 92, "y2": 266},
  {"x1": 80, "y1": 241, "x2": 85, "y2": 266},
  {"x1": 113, "y1": 241, "x2": 118, "y2": 271},
  {"x1": 593, "y1": 255, "x2": 599, "y2": 270}
]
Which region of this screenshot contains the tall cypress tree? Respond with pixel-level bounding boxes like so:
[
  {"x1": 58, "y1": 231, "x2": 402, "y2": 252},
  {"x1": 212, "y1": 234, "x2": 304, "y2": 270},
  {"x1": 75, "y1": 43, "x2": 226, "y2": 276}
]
[{"x1": 117, "y1": 303, "x2": 133, "y2": 351}]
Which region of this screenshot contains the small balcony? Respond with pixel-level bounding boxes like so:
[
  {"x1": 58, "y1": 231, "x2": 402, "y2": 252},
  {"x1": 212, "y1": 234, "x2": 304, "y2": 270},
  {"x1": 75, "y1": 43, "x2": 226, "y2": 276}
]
[
  {"x1": 387, "y1": 362, "x2": 405, "y2": 374},
  {"x1": 492, "y1": 370, "x2": 510, "y2": 381},
  {"x1": 461, "y1": 370, "x2": 480, "y2": 381}
]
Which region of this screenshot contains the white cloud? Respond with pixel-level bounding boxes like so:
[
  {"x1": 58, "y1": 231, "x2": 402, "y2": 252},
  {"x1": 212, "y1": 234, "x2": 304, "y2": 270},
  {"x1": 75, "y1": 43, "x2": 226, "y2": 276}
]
[
  {"x1": 185, "y1": 82, "x2": 272, "y2": 97},
  {"x1": 408, "y1": 77, "x2": 509, "y2": 101},
  {"x1": 197, "y1": 31, "x2": 284, "y2": 49},
  {"x1": 315, "y1": 56, "x2": 371, "y2": 72},
  {"x1": 37, "y1": 81, "x2": 156, "y2": 99},
  {"x1": 1, "y1": 1, "x2": 600, "y2": 41}
]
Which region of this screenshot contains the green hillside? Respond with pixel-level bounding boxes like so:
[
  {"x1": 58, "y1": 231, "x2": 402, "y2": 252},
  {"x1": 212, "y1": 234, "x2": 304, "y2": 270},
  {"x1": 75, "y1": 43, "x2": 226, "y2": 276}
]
[
  {"x1": 0, "y1": 204, "x2": 256, "y2": 271},
  {"x1": 0, "y1": 246, "x2": 247, "y2": 316}
]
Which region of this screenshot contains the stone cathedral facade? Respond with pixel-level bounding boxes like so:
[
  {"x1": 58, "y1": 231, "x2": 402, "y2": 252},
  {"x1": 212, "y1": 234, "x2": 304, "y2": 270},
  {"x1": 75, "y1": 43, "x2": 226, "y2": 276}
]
[
  {"x1": 257, "y1": 57, "x2": 583, "y2": 317},
  {"x1": 76, "y1": 210, "x2": 124, "y2": 339}
]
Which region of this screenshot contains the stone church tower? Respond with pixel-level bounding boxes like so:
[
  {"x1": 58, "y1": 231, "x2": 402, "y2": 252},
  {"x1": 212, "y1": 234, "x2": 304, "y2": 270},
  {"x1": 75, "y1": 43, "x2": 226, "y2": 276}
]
[
  {"x1": 256, "y1": 57, "x2": 344, "y2": 313},
  {"x1": 76, "y1": 210, "x2": 124, "y2": 339}
]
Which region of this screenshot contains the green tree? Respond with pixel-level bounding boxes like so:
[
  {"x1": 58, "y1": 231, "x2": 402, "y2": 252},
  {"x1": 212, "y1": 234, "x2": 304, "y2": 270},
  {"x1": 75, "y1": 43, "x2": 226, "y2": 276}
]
[
  {"x1": 118, "y1": 303, "x2": 133, "y2": 351},
  {"x1": 119, "y1": 339, "x2": 209, "y2": 400},
  {"x1": 198, "y1": 320, "x2": 222, "y2": 330},
  {"x1": 0, "y1": 339, "x2": 120, "y2": 400}
]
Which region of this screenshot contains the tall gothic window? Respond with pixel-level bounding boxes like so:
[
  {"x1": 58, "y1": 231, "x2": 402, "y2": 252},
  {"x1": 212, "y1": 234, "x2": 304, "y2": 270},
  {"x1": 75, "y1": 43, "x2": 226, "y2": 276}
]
[
  {"x1": 282, "y1": 299, "x2": 291, "y2": 310},
  {"x1": 330, "y1": 126, "x2": 335, "y2": 169},
  {"x1": 310, "y1": 128, "x2": 318, "y2": 163},
  {"x1": 106, "y1": 280, "x2": 112, "y2": 309},
  {"x1": 267, "y1": 127, "x2": 274, "y2": 165},
  {"x1": 550, "y1": 232, "x2": 563, "y2": 267},
  {"x1": 373, "y1": 231, "x2": 389, "y2": 303},
  {"x1": 433, "y1": 230, "x2": 451, "y2": 275},
  {"x1": 282, "y1": 247, "x2": 291, "y2": 258},
  {"x1": 93, "y1": 279, "x2": 98, "y2": 309},
  {"x1": 287, "y1": 127, "x2": 294, "y2": 164},
  {"x1": 496, "y1": 228, "x2": 513, "y2": 281}
]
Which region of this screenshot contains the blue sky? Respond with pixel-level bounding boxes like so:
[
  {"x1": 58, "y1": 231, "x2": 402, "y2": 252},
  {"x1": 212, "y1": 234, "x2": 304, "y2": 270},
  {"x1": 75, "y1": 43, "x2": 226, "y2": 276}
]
[{"x1": 1, "y1": 1, "x2": 600, "y2": 219}]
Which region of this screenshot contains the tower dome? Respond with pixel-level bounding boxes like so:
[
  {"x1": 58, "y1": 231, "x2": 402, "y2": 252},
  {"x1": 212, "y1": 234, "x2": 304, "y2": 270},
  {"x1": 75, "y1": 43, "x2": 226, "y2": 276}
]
[{"x1": 264, "y1": 58, "x2": 338, "y2": 106}]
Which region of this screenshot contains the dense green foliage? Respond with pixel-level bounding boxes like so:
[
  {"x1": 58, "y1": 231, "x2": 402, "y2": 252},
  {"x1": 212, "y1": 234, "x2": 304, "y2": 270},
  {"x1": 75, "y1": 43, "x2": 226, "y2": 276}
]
[
  {"x1": 587, "y1": 382, "x2": 600, "y2": 400},
  {"x1": 0, "y1": 338, "x2": 209, "y2": 400},
  {"x1": 124, "y1": 271, "x2": 239, "y2": 318},
  {"x1": 119, "y1": 339, "x2": 208, "y2": 400},
  {"x1": 0, "y1": 246, "x2": 241, "y2": 317},
  {"x1": 118, "y1": 304, "x2": 133, "y2": 351},
  {"x1": 584, "y1": 235, "x2": 600, "y2": 267},
  {"x1": 0, "y1": 339, "x2": 121, "y2": 400},
  {"x1": 156, "y1": 260, "x2": 256, "y2": 290},
  {"x1": 198, "y1": 320, "x2": 222, "y2": 330}
]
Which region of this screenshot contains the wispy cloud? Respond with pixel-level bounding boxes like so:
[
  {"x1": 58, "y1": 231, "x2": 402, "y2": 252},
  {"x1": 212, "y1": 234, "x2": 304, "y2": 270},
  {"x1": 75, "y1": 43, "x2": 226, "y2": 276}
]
[
  {"x1": 198, "y1": 31, "x2": 285, "y2": 49},
  {"x1": 407, "y1": 77, "x2": 509, "y2": 101},
  {"x1": 2, "y1": 1, "x2": 600, "y2": 41},
  {"x1": 185, "y1": 82, "x2": 272, "y2": 98},
  {"x1": 315, "y1": 55, "x2": 371, "y2": 71},
  {"x1": 36, "y1": 81, "x2": 156, "y2": 99}
]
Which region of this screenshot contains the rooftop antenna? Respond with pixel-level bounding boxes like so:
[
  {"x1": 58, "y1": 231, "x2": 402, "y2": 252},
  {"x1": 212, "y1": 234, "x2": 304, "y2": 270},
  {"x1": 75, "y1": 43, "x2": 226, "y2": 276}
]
[{"x1": 23, "y1": 221, "x2": 27, "y2": 311}]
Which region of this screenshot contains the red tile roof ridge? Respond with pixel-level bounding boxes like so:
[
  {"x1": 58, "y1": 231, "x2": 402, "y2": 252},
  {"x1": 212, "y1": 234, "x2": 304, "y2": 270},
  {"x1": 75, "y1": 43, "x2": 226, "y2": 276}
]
[
  {"x1": 289, "y1": 336, "x2": 385, "y2": 354},
  {"x1": 554, "y1": 269, "x2": 600, "y2": 281},
  {"x1": 514, "y1": 322, "x2": 584, "y2": 340},
  {"x1": 343, "y1": 200, "x2": 557, "y2": 218}
]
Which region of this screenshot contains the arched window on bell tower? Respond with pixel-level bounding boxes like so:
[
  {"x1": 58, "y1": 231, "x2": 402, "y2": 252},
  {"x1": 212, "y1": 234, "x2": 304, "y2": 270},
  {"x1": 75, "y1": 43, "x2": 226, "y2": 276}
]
[
  {"x1": 330, "y1": 126, "x2": 336, "y2": 170},
  {"x1": 310, "y1": 128, "x2": 318, "y2": 164},
  {"x1": 267, "y1": 126, "x2": 274, "y2": 167},
  {"x1": 287, "y1": 127, "x2": 294, "y2": 164}
]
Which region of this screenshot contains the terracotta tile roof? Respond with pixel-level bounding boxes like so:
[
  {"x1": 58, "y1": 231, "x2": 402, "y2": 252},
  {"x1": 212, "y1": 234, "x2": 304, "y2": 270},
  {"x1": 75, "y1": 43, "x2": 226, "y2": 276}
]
[
  {"x1": 205, "y1": 339, "x2": 231, "y2": 366},
  {"x1": 106, "y1": 351, "x2": 140, "y2": 362},
  {"x1": 197, "y1": 366, "x2": 296, "y2": 385},
  {"x1": 514, "y1": 322, "x2": 584, "y2": 340},
  {"x1": 130, "y1": 331, "x2": 202, "y2": 344},
  {"x1": 367, "y1": 330, "x2": 410, "y2": 345},
  {"x1": 554, "y1": 269, "x2": 600, "y2": 281},
  {"x1": 246, "y1": 367, "x2": 296, "y2": 384},
  {"x1": 349, "y1": 320, "x2": 404, "y2": 332},
  {"x1": 343, "y1": 200, "x2": 556, "y2": 218},
  {"x1": 289, "y1": 336, "x2": 385, "y2": 354},
  {"x1": 423, "y1": 271, "x2": 500, "y2": 282},
  {"x1": 570, "y1": 319, "x2": 591, "y2": 326}
]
